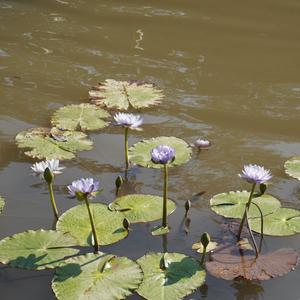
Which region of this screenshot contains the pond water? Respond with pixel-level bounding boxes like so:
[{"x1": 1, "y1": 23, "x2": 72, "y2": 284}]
[{"x1": 1, "y1": 0, "x2": 300, "y2": 299}]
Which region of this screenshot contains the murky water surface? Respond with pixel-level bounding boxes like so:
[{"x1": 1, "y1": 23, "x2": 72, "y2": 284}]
[{"x1": 1, "y1": 0, "x2": 300, "y2": 299}]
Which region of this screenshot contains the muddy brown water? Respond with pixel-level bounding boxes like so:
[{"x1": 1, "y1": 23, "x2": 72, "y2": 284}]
[{"x1": 1, "y1": 0, "x2": 300, "y2": 299}]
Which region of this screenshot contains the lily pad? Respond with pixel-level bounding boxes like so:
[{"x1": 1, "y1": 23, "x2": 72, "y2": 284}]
[
  {"x1": 0, "y1": 195, "x2": 4, "y2": 214},
  {"x1": 284, "y1": 156, "x2": 300, "y2": 180},
  {"x1": 109, "y1": 194, "x2": 176, "y2": 223},
  {"x1": 129, "y1": 136, "x2": 192, "y2": 169},
  {"x1": 51, "y1": 103, "x2": 110, "y2": 131},
  {"x1": 249, "y1": 207, "x2": 300, "y2": 236},
  {"x1": 137, "y1": 252, "x2": 205, "y2": 300},
  {"x1": 151, "y1": 226, "x2": 170, "y2": 236},
  {"x1": 0, "y1": 230, "x2": 79, "y2": 270},
  {"x1": 89, "y1": 79, "x2": 164, "y2": 110},
  {"x1": 56, "y1": 203, "x2": 128, "y2": 247},
  {"x1": 206, "y1": 244, "x2": 298, "y2": 280},
  {"x1": 52, "y1": 252, "x2": 143, "y2": 300},
  {"x1": 192, "y1": 241, "x2": 218, "y2": 253},
  {"x1": 15, "y1": 127, "x2": 93, "y2": 160},
  {"x1": 210, "y1": 191, "x2": 281, "y2": 219}
]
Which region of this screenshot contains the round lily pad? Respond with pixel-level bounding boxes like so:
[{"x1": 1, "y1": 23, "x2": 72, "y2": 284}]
[
  {"x1": 109, "y1": 194, "x2": 176, "y2": 223},
  {"x1": 284, "y1": 156, "x2": 300, "y2": 181},
  {"x1": 51, "y1": 103, "x2": 110, "y2": 131},
  {"x1": 249, "y1": 207, "x2": 300, "y2": 236},
  {"x1": 52, "y1": 252, "x2": 143, "y2": 300},
  {"x1": 15, "y1": 127, "x2": 93, "y2": 160},
  {"x1": 0, "y1": 195, "x2": 4, "y2": 215},
  {"x1": 0, "y1": 230, "x2": 79, "y2": 270},
  {"x1": 210, "y1": 191, "x2": 281, "y2": 219},
  {"x1": 128, "y1": 136, "x2": 192, "y2": 169},
  {"x1": 137, "y1": 252, "x2": 205, "y2": 300},
  {"x1": 89, "y1": 79, "x2": 164, "y2": 110},
  {"x1": 56, "y1": 203, "x2": 128, "y2": 247}
]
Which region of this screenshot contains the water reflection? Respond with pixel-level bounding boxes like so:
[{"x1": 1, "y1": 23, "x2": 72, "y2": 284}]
[{"x1": 231, "y1": 279, "x2": 263, "y2": 300}]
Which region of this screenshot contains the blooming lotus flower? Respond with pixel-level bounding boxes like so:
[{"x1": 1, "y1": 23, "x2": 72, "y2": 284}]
[
  {"x1": 151, "y1": 145, "x2": 176, "y2": 164},
  {"x1": 194, "y1": 139, "x2": 211, "y2": 148},
  {"x1": 67, "y1": 178, "x2": 100, "y2": 199},
  {"x1": 239, "y1": 164, "x2": 272, "y2": 184},
  {"x1": 113, "y1": 112, "x2": 143, "y2": 130},
  {"x1": 31, "y1": 159, "x2": 64, "y2": 176}
]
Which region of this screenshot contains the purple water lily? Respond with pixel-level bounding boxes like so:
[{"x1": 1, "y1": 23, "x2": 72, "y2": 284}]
[
  {"x1": 113, "y1": 112, "x2": 143, "y2": 130},
  {"x1": 67, "y1": 178, "x2": 100, "y2": 199},
  {"x1": 239, "y1": 164, "x2": 272, "y2": 185},
  {"x1": 151, "y1": 145, "x2": 176, "y2": 164}
]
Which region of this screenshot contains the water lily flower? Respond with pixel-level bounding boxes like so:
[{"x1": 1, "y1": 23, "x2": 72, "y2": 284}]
[
  {"x1": 113, "y1": 112, "x2": 143, "y2": 130},
  {"x1": 239, "y1": 164, "x2": 272, "y2": 185},
  {"x1": 194, "y1": 139, "x2": 211, "y2": 148},
  {"x1": 151, "y1": 145, "x2": 176, "y2": 164},
  {"x1": 31, "y1": 159, "x2": 64, "y2": 176},
  {"x1": 67, "y1": 178, "x2": 100, "y2": 199}
]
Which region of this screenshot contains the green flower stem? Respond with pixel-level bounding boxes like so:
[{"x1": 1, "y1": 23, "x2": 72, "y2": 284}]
[
  {"x1": 84, "y1": 196, "x2": 99, "y2": 253},
  {"x1": 237, "y1": 183, "x2": 256, "y2": 240},
  {"x1": 124, "y1": 127, "x2": 129, "y2": 174},
  {"x1": 47, "y1": 182, "x2": 59, "y2": 221},
  {"x1": 162, "y1": 164, "x2": 168, "y2": 228},
  {"x1": 245, "y1": 207, "x2": 259, "y2": 258},
  {"x1": 200, "y1": 246, "x2": 207, "y2": 266}
]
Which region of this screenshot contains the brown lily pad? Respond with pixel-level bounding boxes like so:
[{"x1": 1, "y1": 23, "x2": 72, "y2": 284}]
[{"x1": 206, "y1": 244, "x2": 298, "y2": 280}]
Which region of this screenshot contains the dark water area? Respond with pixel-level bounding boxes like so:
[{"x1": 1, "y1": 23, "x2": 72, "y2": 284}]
[{"x1": 1, "y1": 0, "x2": 300, "y2": 299}]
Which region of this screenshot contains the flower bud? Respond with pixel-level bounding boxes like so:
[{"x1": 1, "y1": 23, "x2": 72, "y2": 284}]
[
  {"x1": 115, "y1": 175, "x2": 124, "y2": 190},
  {"x1": 201, "y1": 232, "x2": 210, "y2": 248},
  {"x1": 123, "y1": 218, "x2": 130, "y2": 230},
  {"x1": 43, "y1": 167, "x2": 54, "y2": 184}
]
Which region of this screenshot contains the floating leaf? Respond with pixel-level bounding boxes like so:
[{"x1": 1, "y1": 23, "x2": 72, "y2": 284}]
[
  {"x1": 151, "y1": 226, "x2": 170, "y2": 236},
  {"x1": 0, "y1": 230, "x2": 79, "y2": 270},
  {"x1": 129, "y1": 136, "x2": 192, "y2": 169},
  {"x1": 57, "y1": 203, "x2": 128, "y2": 247},
  {"x1": 284, "y1": 156, "x2": 300, "y2": 180},
  {"x1": 206, "y1": 244, "x2": 298, "y2": 280},
  {"x1": 210, "y1": 191, "x2": 281, "y2": 219},
  {"x1": 250, "y1": 207, "x2": 300, "y2": 236},
  {"x1": 0, "y1": 195, "x2": 4, "y2": 215},
  {"x1": 109, "y1": 194, "x2": 176, "y2": 223},
  {"x1": 52, "y1": 252, "x2": 142, "y2": 300},
  {"x1": 51, "y1": 103, "x2": 110, "y2": 131},
  {"x1": 15, "y1": 127, "x2": 93, "y2": 160},
  {"x1": 89, "y1": 79, "x2": 164, "y2": 110},
  {"x1": 192, "y1": 241, "x2": 218, "y2": 253},
  {"x1": 137, "y1": 252, "x2": 205, "y2": 300}
]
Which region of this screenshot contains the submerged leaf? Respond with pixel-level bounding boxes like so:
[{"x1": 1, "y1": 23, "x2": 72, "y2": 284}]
[
  {"x1": 15, "y1": 127, "x2": 93, "y2": 160},
  {"x1": 109, "y1": 194, "x2": 176, "y2": 223},
  {"x1": 56, "y1": 203, "x2": 128, "y2": 246},
  {"x1": 129, "y1": 136, "x2": 192, "y2": 169},
  {"x1": 0, "y1": 195, "x2": 4, "y2": 214},
  {"x1": 52, "y1": 252, "x2": 143, "y2": 300},
  {"x1": 0, "y1": 230, "x2": 79, "y2": 270},
  {"x1": 284, "y1": 156, "x2": 300, "y2": 180},
  {"x1": 51, "y1": 103, "x2": 110, "y2": 131},
  {"x1": 137, "y1": 252, "x2": 205, "y2": 300},
  {"x1": 210, "y1": 191, "x2": 281, "y2": 219},
  {"x1": 206, "y1": 244, "x2": 298, "y2": 280},
  {"x1": 250, "y1": 207, "x2": 300, "y2": 236},
  {"x1": 89, "y1": 79, "x2": 164, "y2": 110}
]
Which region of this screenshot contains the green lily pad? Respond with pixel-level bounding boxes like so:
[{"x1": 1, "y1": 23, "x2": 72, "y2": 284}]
[
  {"x1": 56, "y1": 203, "x2": 128, "y2": 247},
  {"x1": 109, "y1": 194, "x2": 176, "y2": 223},
  {"x1": 51, "y1": 103, "x2": 110, "y2": 131},
  {"x1": 151, "y1": 226, "x2": 170, "y2": 236},
  {"x1": 137, "y1": 252, "x2": 205, "y2": 300},
  {"x1": 210, "y1": 191, "x2": 281, "y2": 219},
  {"x1": 0, "y1": 195, "x2": 4, "y2": 215},
  {"x1": 15, "y1": 127, "x2": 93, "y2": 160},
  {"x1": 250, "y1": 208, "x2": 300, "y2": 236},
  {"x1": 89, "y1": 79, "x2": 164, "y2": 110},
  {"x1": 192, "y1": 241, "x2": 218, "y2": 253},
  {"x1": 129, "y1": 136, "x2": 192, "y2": 169},
  {"x1": 284, "y1": 156, "x2": 300, "y2": 180},
  {"x1": 0, "y1": 230, "x2": 79, "y2": 270},
  {"x1": 52, "y1": 252, "x2": 143, "y2": 300}
]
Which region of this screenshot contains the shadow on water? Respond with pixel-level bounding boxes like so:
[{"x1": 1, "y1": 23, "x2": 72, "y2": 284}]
[{"x1": 231, "y1": 278, "x2": 264, "y2": 300}]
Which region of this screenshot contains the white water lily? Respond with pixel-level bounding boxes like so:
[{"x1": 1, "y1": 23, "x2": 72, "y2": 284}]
[{"x1": 31, "y1": 159, "x2": 64, "y2": 176}]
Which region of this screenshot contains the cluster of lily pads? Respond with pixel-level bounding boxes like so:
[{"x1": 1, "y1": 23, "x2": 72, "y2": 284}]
[{"x1": 0, "y1": 79, "x2": 299, "y2": 299}]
